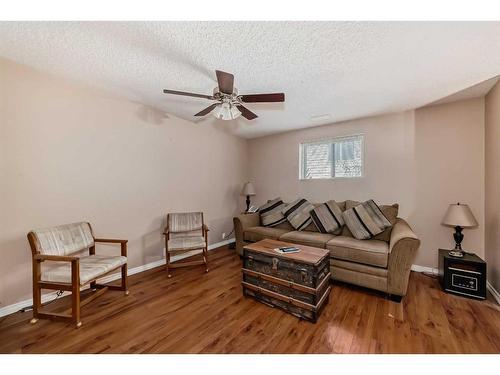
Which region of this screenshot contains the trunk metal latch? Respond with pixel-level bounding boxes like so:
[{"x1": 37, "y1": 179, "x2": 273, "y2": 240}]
[{"x1": 272, "y1": 258, "x2": 279, "y2": 271}]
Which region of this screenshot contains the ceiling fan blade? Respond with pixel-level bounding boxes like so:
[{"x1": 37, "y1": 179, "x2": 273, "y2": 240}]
[
  {"x1": 239, "y1": 93, "x2": 285, "y2": 103},
  {"x1": 163, "y1": 89, "x2": 214, "y2": 100},
  {"x1": 194, "y1": 103, "x2": 219, "y2": 117},
  {"x1": 236, "y1": 105, "x2": 258, "y2": 120},
  {"x1": 215, "y1": 70, "x2": 234, "y2": 94}
]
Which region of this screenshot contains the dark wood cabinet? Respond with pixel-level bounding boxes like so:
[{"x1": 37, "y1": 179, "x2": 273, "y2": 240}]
[{"x1": 438, "y1": 249, "x2": 486, "y2": 300}]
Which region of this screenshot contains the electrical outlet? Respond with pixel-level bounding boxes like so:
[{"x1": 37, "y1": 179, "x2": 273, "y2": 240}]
[{"x1": 222, "y1": 232, "x2": 226, "y2": 240}]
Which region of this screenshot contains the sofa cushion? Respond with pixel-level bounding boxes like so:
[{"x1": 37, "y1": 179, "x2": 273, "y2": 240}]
[
  {"x1": 243, "y1": 226, "x2": 291, "y2": 243},
  {"x1": 341, "y1": 200, "x2": 395, "y2": 240},
  {"x1": 326, "y1": 236, "x2": 389, "y2": 268},
  {"x1": 279, "y1": 231, "x2": 335, "y2": 248},
  {"x1": 282, "y1": 198, "x2": 315, "y2": 230},
  {"x1": 259, "y1": 198, "x2": 287, "y2": 227},
  {"x1": 343, "y1": 200, "x2": 392, "y2": 240},
  {"x1": 273, "y1": 220, "x2": 295, "y2": 231},
  {"x1": 310, "y1": 200, "x2": 344, "y2": 234}
]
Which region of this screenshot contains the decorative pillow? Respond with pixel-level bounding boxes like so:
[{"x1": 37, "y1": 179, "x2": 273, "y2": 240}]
[
  {"x1": 341, "y1": 200, "x2": 398, "y2": 241},
  {"x1": 342, "y1": 200, "x2": 392, "y2": 240},
  {"x1": 373, "y1": 203, "x2": 399, "y2": 242},
  {"x1": 259, "y1": 198, "x2": 287, "y2": 227},
  {"x1": 310, "y1": 200, "x2": 345, "y2": 234},
  {"x1": 282, "y1": 198, "x2": 315, "y2": 231}
]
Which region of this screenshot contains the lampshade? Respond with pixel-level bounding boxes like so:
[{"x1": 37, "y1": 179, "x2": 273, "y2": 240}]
[
  {"x1": 241, "y1": 182, "x2": 256, "y2": 196},
  {"x1": 212, "y1": 102, "x2": 241, "y2": 120},
  {"x1": 442, "y1": 203, "x2": 478, "y2": 228}
]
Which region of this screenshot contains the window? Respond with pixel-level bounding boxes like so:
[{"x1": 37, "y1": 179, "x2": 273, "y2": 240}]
[{"x1": 300, "y1": 135, "x2": 364, "y2": 179}]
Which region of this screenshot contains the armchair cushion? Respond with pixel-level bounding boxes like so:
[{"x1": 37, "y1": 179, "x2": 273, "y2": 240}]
[
  {"x1": 30, "y1": 222, "x2": 94, "y2": 256},
  {"x1": 41, "y1": 254, "x2": 127, "y2": 285},
  {"x1": 168, "y1": 236, "x2": 206, "y2": 251},
  {"x1": 168, "y1": 212, "x2": 203, "y2": 233}
]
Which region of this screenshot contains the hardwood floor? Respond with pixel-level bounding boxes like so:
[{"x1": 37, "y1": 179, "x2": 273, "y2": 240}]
[{"x1": 1, "y1": 246, "x2": 499, "y2": 353}]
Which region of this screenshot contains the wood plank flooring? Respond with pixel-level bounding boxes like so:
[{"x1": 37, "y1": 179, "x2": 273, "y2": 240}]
[{"x1": 1, "y1": 246, "x2": 499, "y2": 353}]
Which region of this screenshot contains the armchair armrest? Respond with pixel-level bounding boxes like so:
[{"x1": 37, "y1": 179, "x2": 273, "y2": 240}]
[
  {"x1": 34, "y1": 254, "x2": 79, "y2": 262},
  {"x1": 93, "y1": 238, "x2": 128, "y2": 257},
  {"x1": 387, "y1": 218, "x2": 420, "y2": 296},
  {"x1": 233, "y1": 212, "x2": 260, "y2": 256},
  {"x1": 203, "y1": 224, "x2": 209, "y2": 232},
  {"x1": 94, "y1": 238, "x2": 128, "y2": 244},
  {"x1": 32, "y1": 254, "x2": 80, "y2": 288}
]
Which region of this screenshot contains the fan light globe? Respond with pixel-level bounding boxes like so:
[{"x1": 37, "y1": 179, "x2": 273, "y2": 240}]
[{"x1": 213, "y1": 102, "x2": 241, "y2": 120}]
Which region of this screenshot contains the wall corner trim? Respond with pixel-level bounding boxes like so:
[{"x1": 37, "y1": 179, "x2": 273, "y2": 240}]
[{"x1": 487, "y1": 281, "x2": 500, "y2": 305}]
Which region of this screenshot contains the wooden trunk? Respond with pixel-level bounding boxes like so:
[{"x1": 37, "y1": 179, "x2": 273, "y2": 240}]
[{"x1": 242, "y1": 239, "x2": 331, "y2": 323}]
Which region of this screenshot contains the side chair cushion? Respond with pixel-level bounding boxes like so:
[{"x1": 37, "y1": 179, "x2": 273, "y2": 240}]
[
  {"x1": 168, "y1": 212, "x2": 203, "y2": 233},
  {"x1": 168, "y1": 236, "x2": 206, "y2": 251},
  {"x1": 31, "y1": 222, "x2": 94, "y2": 256},
  {"x1": 40, "y1": 254, "x2": 127, "y2": 285}
]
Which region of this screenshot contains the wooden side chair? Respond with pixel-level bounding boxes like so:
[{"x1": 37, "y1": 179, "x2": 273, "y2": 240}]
[
  {"x1": 27, "y1": 222, "x2": 129, "y2": 328},
  {"x1": 163, "y1": 212, "x2": 209, "y2": 277}
]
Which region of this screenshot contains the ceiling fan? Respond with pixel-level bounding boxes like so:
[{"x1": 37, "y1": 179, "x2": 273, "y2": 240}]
[{"x1": 163, "y1": 70, "x2": 285, "y2": 121}]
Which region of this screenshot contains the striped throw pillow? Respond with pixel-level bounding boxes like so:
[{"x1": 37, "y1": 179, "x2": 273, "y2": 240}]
[
  {"x1": 310, "y1": 200, "x2": 344, "y2": 234},
  {"x1": 342, "y1": 199, "x2": 392, "y2": 240},
  {"x1": 282, "y1": 198, "x2": 315, "y2": 231},
  {"x1": 259, "y1": 198, "x2": 287, "y2": 227}
]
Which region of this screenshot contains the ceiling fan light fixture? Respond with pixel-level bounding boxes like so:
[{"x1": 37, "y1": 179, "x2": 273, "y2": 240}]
[{"x1": 212, "y1": 102, "x2": 241, "y2": 120}]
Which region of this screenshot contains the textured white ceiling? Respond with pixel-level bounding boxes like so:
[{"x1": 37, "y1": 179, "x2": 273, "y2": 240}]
[{"x1": 1, "y1": 21, "x2": 499, "y2": 138}]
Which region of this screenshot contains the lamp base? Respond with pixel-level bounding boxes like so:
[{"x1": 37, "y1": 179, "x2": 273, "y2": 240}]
[
  {"x1": 453, "y1": 226, "x2": 464, "y2": 250},
  {"x1": 245, "y1": 195, "x2": 251, "y2": 212}
]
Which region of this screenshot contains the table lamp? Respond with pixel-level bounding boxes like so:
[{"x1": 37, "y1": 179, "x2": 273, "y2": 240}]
[
  {"x1": 442, "y1": 202, "x2": 478, "y2": 257},
  {"x1": 241, "y1": 182, "x2": 256, "y2": 212}
]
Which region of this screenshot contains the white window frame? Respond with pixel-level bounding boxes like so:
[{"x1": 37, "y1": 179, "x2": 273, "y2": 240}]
[{"x1": 299, "y1": 134, "x2": 365, "y2": 180}]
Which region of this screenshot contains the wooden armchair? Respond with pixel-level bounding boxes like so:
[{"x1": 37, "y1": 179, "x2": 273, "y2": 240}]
[
  {"x1": 163, "y1": 212, "x2": 209, "y2": 277},
  {"x1": 27, "y1": 222, "x2": 129, "y2": 328}
]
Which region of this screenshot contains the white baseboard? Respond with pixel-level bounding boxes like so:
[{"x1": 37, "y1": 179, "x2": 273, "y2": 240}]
[
  {"x1": 410, "y1": 264, "x2": 438, "y2": 275},
  {"x1": 0, "y1": 239, "x2": 235, "y2": 318},
  {"x1": 487, "y1": 281, "x2": 500, "y2": 305}
]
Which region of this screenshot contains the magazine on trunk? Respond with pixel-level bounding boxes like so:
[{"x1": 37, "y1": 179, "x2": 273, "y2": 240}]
[{"x1": 273, "y1": 246, "x2": 300, "y2": 254}]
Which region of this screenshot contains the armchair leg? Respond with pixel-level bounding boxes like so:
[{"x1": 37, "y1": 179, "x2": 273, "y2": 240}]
[
  {"x1": 31, "y1": 259, "x2": 41, "y2": 325},
  {"x1": 71, "y1": 262, "x2": 81, "y2": 328},
  {"x1": 121, "y1": 264, "x2": 129, "y2": 295},
  {"x1": 166, "y1": 251, "x2": 171, "y2": 278},
  {"x1": 203, "y1": 246, "x2": 209, "y2": 273},
  {"x1": 72, "y1": 288, "x2": 81, "y2": 328}
]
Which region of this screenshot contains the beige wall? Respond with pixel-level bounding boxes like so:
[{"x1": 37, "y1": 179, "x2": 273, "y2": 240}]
[
  {"x1": 485, "y1": 81, "x2": 500, "y2": 291},
  {"x1": 413, "y1": 98, "x2": 485, "y2": 266},
  {"x1": 248, "y1": 98, "x2": 485, "y2": 268},
  {"x1": 0, "y1": 56, "x2": 491, "y2": 310},
  {"x1": 0, "y1": 58, "x2": 248, "y2": 308}
]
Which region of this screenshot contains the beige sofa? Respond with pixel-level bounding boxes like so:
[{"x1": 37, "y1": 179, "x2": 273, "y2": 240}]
[{"x1": 233, "y1": 200, "x2": 420, "y2": 300}]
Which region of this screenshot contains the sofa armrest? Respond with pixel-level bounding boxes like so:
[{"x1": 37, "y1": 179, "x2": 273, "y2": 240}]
[
  {"x1": 233, "y1": 213, "x2": 260, "y2": 256},
  {"x1": 387, "y1": 218, "x2": 420, "y2": 296}
]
